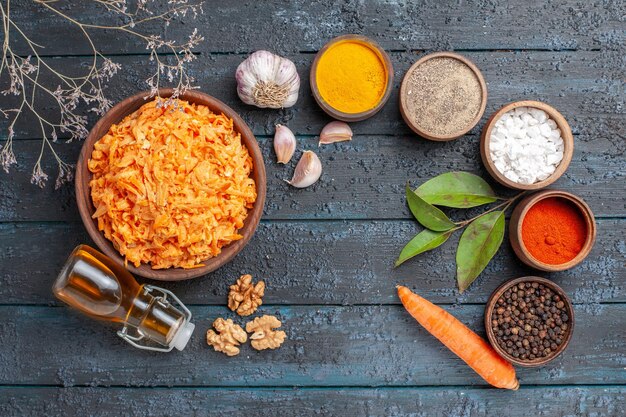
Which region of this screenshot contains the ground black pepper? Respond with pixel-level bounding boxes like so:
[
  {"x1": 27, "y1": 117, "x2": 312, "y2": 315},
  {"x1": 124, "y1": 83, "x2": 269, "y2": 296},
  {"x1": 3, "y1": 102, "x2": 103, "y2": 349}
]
[
  {"x1": 491, "y1": 281, "x2": 570, "y2": 361},
  {"x1": 404, "y1": 57, "x2": 482, "y2": 136}
]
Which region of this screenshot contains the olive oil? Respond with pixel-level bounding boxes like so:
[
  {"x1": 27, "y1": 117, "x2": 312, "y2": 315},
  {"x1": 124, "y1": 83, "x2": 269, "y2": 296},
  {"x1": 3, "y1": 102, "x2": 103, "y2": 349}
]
[{"x1": 53, "y1": 245, "x2": 195, "y2": 351}]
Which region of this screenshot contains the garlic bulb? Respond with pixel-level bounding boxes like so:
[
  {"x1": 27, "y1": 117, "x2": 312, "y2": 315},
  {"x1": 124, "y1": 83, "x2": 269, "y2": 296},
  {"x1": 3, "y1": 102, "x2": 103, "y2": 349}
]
[
  {"x1": 236, "y1": 51, "x2": 300, "y2": 109},
  {"x1": 319, "y1": 121, "x2": 353, "y2": 145},
  {"x1": 287, "y1": 151, "x2": 322, "y2": 188},
  {"x1": 274, "y1": 124, "x2": 296, "y2": 164}
]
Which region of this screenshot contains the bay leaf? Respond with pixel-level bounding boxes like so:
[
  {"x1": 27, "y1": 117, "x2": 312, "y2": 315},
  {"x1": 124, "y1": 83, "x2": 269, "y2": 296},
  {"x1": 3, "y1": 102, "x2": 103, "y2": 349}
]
[
  {"x1": 406, "y1": 184, "x2": 456, "y2": 232},
  {"x1": 456, "y1": 211, "x2": 505, "y2": 292},
  {"x1": 416, "y1": 171, "x2": 498, "y2": 208},
  {"x1": 395, "y1": 229, "x2": 452, "y2": 267}
]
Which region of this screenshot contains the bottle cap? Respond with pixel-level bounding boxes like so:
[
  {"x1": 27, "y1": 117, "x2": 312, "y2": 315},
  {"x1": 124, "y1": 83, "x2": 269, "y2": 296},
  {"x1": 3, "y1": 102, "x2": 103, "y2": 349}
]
[{"x1": 171, "y1": 321, "x2": 195, "y2": 351}]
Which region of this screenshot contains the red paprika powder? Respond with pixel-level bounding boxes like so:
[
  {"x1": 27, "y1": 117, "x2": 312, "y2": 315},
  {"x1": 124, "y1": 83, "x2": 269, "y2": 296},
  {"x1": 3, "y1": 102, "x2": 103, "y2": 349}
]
[{"x1": 521, "y1": 197, "x2": 587, "y2": 265}]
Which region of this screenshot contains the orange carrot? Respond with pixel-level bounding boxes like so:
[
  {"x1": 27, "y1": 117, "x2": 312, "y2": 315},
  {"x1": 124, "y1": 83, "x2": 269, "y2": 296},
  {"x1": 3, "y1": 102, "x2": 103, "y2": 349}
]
[{"x1": 397, "y1": 285, "x2": 519, "y2": 390}]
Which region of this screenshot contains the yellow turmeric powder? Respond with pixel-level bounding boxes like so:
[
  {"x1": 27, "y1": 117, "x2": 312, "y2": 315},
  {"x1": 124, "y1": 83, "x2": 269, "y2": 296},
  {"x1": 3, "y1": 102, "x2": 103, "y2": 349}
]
[{"x1": 315, "y1": 40, "x2": 387, "y2": 114}]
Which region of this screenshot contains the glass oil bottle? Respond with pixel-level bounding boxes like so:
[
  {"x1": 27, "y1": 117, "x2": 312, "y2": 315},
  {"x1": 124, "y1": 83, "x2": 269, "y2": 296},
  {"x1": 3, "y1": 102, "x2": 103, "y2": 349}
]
[{"x1": 53, "y1": 245, "x2": 195, "y2": 352}]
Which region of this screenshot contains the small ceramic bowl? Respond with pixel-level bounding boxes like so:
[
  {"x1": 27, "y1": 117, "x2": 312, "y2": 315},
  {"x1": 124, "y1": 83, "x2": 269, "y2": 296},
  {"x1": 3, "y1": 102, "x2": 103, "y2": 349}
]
[
  {"x1": 509, "y1": 190, "x2": 596, "y2": 272},
  {"x1": 480, "y1": 100, "x2": 574, "y2": 190},
  {"x1": 75, "y1": 89, "x2": 266, "y2": 281},
  {"x1": 310, "y1": 34, "x2": 394, "y2": 122},
  {"x1": 399, "y1": 52, "x2": 487, "y2": 141},
  {"x1": 485, "y1": 276, "x2": 575, "y2": 367}
]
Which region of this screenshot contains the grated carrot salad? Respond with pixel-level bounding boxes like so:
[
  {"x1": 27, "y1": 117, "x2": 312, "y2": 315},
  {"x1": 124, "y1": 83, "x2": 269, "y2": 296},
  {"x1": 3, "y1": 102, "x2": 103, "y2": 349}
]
[{"x1": 88, "y1": 99, "x2": 257, "y2": 269}]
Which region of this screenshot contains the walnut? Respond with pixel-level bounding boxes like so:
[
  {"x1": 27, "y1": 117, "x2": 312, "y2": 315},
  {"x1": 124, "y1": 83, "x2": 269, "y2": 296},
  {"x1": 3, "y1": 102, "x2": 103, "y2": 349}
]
[
  {"x1": 245, "y1": 315, "x2": 286, "y2": 351},
  {"x1": 228, "y1": 274, "x2": 265, "y2": 317},
  {"x1": 206, "y1": 318, "x2": 247, "y2": 356}
]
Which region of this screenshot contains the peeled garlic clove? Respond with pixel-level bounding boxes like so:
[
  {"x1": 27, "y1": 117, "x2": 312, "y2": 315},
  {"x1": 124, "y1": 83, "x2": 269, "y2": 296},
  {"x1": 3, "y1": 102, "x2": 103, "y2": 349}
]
[
  {"x1": 235, "y1": 50, "x2": 300, "y2": 109},
  {"x1": 287, "y1": 151, "x2": 322, "y2": 188},
  {"x1": 319, "y1": 121, "x2": 353, "y2": 145},
  {"x1": 274, "y1": 124, "x2": 296, "y2": 164}
]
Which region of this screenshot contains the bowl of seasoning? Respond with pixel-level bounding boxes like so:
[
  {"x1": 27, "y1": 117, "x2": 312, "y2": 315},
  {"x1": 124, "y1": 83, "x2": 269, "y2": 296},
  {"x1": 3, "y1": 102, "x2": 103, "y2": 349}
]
[
  {"x1": 485, "y1": 276, "x2": 575, "y2": 367},
  {"x1": 399, "y1": 52, "x2": 487, "y2": 141},
  {"x1": 509, "y1": 190, "x2": 596, "y2": 272},
  {"x1": 310, "y1": 34, "x2": 393, "y2": 122},
  {"x1": 480, "y1": 100, "x2": 574, "y2": 190}
]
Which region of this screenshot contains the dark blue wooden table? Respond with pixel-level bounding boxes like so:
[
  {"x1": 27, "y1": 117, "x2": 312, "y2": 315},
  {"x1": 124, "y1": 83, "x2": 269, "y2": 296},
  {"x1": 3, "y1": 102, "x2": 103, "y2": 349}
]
[{"x1": 1, "y1": 1, "x2": 625, "y2": 416}]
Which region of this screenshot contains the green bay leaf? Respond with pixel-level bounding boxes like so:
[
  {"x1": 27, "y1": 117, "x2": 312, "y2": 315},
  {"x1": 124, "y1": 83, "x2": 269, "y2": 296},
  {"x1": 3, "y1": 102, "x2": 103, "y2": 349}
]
[
  {"x1": 416, "y1": 171, "x2": 498, "y2": 208},
  {"x1": 406, "y1": 184, "x2": 456, "y2": 232},
  {"x1": 395, "y1": 229, "x2": 452, "y2": 267},
  {"x1": 456, "y1": 211, "x2": 505, "y2": 293}
]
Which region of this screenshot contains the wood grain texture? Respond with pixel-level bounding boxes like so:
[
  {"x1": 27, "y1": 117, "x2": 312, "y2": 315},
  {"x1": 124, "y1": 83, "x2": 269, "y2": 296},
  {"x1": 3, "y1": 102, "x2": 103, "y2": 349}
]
[
  {"x1": 1, "y1": 1, "x2": 625, "y2": 413},
  {"x1": 1, "y1": 131, "x2": 624, "y2": 222},
  {"x1": 1, "y1": 387, "x2": 625, "y2": 417},
  {"x1": 0, "y1": 219, "x2": 623, "y2": 306},
  {"x1": 8, "y1": 0, "x2": 625, "y2": 56},
  {"x1": 2, "y1": 51, "x2": 623, "y2": 139},
  {"x1": 0, "y1": 304, "x2": 623, "y2": 387}
]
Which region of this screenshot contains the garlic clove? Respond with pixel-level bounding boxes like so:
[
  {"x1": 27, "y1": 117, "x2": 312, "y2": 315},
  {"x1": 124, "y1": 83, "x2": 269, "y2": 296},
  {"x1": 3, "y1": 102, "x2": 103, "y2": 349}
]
[
  {"x1": 287, "y1": 151, "x2": 322, "y2": 188},
  {"x1": 235, "y1": 50, "x2": 300, "y2": 109},
  {"x1": 274, "y1": 124, "x2": 296, "y2": 164},
  {"x1": 319, "y1": 121, "x2": 353, "y2": 145},
  {"x1": 274, "y1": 59, "x2": 300, "y2": 108}
]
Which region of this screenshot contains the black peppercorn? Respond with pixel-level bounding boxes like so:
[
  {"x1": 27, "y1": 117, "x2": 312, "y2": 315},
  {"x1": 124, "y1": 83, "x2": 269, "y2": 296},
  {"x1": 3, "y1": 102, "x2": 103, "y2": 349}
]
[{"x1": 491, "y1": 281, "x2": 570, "y2": 362}]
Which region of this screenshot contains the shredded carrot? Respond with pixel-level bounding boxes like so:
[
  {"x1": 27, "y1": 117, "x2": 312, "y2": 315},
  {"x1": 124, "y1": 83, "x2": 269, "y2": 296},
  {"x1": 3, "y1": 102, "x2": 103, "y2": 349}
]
[
  {"x1": 88, "y1": 99, "x2": 257, "y2": 269},
  {"x1": 397, "y1": 286, "x2": 519, "y2": 390}
]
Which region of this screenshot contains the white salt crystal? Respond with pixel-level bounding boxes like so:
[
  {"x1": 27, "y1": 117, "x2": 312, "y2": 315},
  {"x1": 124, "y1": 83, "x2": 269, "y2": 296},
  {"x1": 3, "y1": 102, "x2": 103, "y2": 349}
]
[
  {"x1": 492, "y1": 127, "x2": 506, "y2": 141},
  {"x1": 539, "y1": 123, "x2": 552, "y2": 137},
  {"x1": 527, "y1": 125, "x2": 541, "y2": 138},
  {"x1": 537, "y1": 171, "x2": 551, "y2": 181},
  {"x1": 546, "y1": 153, "x2": 561, "y2": 165},
  {"x1": 490, "y1": 140, "x2": 504, "y2": 152},
  {"x1": 504, "y1": 170, "x2": 520, "y2": 183},
  {"x1": 534, "y1": 109, "x2": 548, "y2": 123},
  {"x1": 488, "y1": 107, "x2": 564, "y2": 185},
  {"x1": 520, "y1": 112, "x2": 533, "y2": 123},
  {"x1": 547, "y1": 119, "x2": 557, "y2": 129}
]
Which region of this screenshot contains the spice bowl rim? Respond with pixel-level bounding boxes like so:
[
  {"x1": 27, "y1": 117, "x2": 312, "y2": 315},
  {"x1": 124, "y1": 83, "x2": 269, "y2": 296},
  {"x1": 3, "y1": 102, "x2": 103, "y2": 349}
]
[
  {"x1": 309, "y1": 34, "x2": 394, "y2": 122},
  {"x1": 480, "y1": 100, "x2": 574, "y2": 190},
  {"x1": 484, "y1": 276, "x2": 575, "y2": 368},
  {"x1": 75, "y1": 88, "x2": 267, "y2": 281},
  {"x1": 399, "y1": 51, "x2": 488, "y2": 141},
  {"x1": 509, "y1": 189, "x2": 596, "y2": 272}
]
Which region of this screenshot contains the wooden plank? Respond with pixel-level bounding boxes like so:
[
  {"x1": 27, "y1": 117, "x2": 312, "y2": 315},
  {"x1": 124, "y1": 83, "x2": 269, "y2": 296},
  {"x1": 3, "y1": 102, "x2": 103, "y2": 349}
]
[
  {"x1": 2, "y1": 50, "x2": 623, "y2": 139},
  {"x1": 1, "y1": 128, "x2": 624, "y2": 221},
  {"x1": 8, "y1": 0, "x2": 625, "y2": 55},
  {"x1": 0, "y1": 304, "x2": 623, "y2": 387},
  {"x1": 1, "y1": 386, "x2": 625, "y2": 417},
  {"x1": 1, "y1": 219, "x2": 623, "y2": 306}
]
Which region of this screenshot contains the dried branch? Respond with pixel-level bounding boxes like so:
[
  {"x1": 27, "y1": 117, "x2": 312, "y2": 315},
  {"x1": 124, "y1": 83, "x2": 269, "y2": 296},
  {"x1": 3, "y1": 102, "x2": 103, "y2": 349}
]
[{"x1": 0, "y1": 0, "x2": 204, "y2": 188}]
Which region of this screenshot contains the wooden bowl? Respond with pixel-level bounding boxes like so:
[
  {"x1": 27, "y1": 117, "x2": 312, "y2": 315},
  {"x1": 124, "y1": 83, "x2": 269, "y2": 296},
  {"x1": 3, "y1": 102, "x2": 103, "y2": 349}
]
[
  {"x1": 310, "y1": 34, "x2": 394, "y2": 122},
  {"x1": 509, "y1": 190, "x2": 596, "y2": 272},
  {"x1": 485, "y1": 276, "x2": 575, "y2": 367},
  {"x1": 75, "y1": 89, "x2": 266, "y2": 281},
  {"x1": 399, "y1": 52, "x2": 487, "y2": 141},
  {"x1": 480, "y1": 100, "x2": 574, "y2": 190}
]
